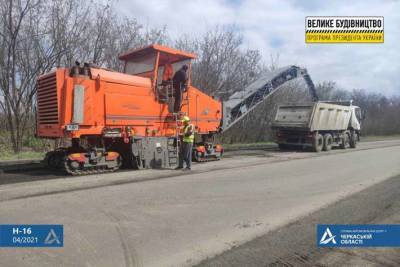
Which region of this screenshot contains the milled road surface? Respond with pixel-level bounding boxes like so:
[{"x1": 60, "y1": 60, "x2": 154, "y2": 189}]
[
  {"x1": 0, "y1": 140, "x2": 399, "y2": 186},
  {"x1": 0, "y1": 140, "x2": 399, "y2": 267},
  {"x1": 198, "y1": 175, "x2": 400, "y2": 267}
]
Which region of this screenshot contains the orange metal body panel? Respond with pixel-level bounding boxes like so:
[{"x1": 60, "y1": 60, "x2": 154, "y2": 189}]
[{"x1": 36, "y1": 68, "x2": 222, "y2": 139}]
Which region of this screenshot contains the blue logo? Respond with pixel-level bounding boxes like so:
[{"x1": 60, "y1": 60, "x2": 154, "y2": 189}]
[
  {"x1": 317, "y1": 224, "x2": 400, "y2": 247},
  {"x1": 0, "y1": 225, "x2": 63, "y2": 247}
]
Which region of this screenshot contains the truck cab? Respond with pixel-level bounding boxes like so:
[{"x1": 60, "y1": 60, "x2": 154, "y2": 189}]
[{"x1": 350, "y1": 105, "x2": 362, "y2": 132}]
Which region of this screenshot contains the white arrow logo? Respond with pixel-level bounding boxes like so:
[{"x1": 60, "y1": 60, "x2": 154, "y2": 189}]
[
  {"x1": 320, "y1": 227, "x2": 337, "y2": 244},
  {"x1": 44, "y1": 229, "x2": 61, "y2": 245}
]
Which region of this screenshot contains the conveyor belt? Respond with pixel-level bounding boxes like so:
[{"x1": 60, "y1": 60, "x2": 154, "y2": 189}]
[{"x1": 222, "y1": 66, "x2": 318, "y2": 132}]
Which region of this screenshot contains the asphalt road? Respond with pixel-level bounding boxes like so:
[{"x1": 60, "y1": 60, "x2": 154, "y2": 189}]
[
  {"x1": 198, "y1": 175, "x2": 400, "y2": 267},
  {"x1": 0, "y1": 140, "x2": 399, "y2": 267},
  {"x1": 0, "y1": 140, "x2": 398, "y2": 186}
]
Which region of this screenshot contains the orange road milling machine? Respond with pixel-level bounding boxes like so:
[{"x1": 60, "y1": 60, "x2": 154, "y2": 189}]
[{"x1": 36, "y1": 45, "x2": 223, "y2": 174}]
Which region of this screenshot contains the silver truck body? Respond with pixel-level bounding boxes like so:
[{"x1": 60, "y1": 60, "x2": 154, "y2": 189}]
[
  {"x1": 272, "y1": 101, "x2": 362, "y2": 152},
  {"x1": 273, "y1": 102, "x2": 360, "y2": 131}
]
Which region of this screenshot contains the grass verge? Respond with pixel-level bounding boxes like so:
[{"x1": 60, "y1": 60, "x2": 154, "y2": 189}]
[
  {"x1": 0, "y1": 151, "x2": 45, "y2": 161},
  {"x1": 361, "y1": 135, "x2": 400, "y2": 142},
  {"x1": 222, "y1": 141, "x2": 275, "y2": 150}
]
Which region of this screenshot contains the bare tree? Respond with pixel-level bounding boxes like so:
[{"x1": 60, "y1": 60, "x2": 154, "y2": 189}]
[
  {"x1": 175, "y1": 26, "x2": 264, "y2": 100},
  {"x1": 48, "y1": 0, "x2": 92, "y2": 67},
  {"x1": 268, "y1": 53, "x2": 280, "y2": 71},
  {"x1": 0, "y1": 0, "x2": 64, "y2": 152},
  {"x1": 316, "y1": 81, "x2": 350, "y2": 101},
  {"x1": 0, "y1": 0, "x2": 169, "y2": 153}
]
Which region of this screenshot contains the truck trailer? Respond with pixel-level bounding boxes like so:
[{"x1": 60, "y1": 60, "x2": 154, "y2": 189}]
[{"x1": 272, "y1": 101, "x2": 363, "y2": 152}]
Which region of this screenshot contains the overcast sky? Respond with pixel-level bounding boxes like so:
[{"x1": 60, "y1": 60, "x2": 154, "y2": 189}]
[{"x1": 117, "y1": 0, "x2": 400, "y2": 96}]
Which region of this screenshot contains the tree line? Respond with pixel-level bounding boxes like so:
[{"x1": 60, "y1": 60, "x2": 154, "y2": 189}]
[
  {"x1": 0, "y1": 0, "x2": 167, "y2": 153},
  {"x1": 0, "y1": 0, "x2": 398, "y2": 153}
]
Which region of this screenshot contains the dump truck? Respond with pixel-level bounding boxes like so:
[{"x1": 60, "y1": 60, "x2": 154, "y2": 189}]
[
  {"x1": 36, "y1": 44, "x2": 223, "y2": 175},
  {"x1": 272, "y1": 101, "x2": 363, "y2": 152}
]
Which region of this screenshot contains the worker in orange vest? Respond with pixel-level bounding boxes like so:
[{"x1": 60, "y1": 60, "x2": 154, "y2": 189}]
[
  {"x1": 160, "y1": 60, "x2": 174, "y2": 104},
  {"x1": 162, "y1": 62, "x2": 174, "y2": 83}
]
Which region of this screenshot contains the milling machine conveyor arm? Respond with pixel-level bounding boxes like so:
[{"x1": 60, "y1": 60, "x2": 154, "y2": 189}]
[{"x1": 221, "y1": 65, "x2": 318, "y2": 132}]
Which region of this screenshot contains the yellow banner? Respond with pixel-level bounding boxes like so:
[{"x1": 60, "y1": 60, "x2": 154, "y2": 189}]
[
  {"x1": 305, "y1": 16, "x2": 384, "y2": 44},
  {"x1": 306, "y1": 31, "x2": 384, "y2": 43}
]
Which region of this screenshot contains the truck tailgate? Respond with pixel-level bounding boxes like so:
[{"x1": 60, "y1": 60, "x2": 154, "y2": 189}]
[{"x1": 273, "y1": 105, "x2": 313, "y2": 129}]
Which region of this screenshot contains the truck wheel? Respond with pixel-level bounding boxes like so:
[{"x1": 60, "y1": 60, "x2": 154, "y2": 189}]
[
  {"x1": 323, "y1": 134, "x2": 333, "y2": 151},
  {"x1": 350, "y1": 132, "x2": 358, "y2": 148},
  {"x1": 340, "y1": 133, "x2": 349, "y2": 149},
  {"x1": 312, "y1": 134, "x2": 323, "y2": 152}
]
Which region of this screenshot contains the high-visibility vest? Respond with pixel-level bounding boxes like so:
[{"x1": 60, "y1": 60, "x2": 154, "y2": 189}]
[{"x1": 183, "y1": 124, "x2": 194, "y2": 143}]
